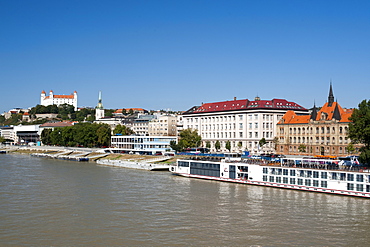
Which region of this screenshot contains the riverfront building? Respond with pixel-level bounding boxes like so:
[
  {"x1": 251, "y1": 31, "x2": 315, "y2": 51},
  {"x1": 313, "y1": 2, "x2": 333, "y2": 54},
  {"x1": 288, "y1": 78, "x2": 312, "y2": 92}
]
[
  {"x1": 182, "y1": 97, "x2": 308, "y2": 154},
  {"x1": 109, "y1": 135, "x2": 177, "y2": 155},
  {"x1": 276, "y1": 84, "x2": 360, "y2": 156},
  {"x1": 41, "y1": 90, "x2": 78, "y2": 110}
]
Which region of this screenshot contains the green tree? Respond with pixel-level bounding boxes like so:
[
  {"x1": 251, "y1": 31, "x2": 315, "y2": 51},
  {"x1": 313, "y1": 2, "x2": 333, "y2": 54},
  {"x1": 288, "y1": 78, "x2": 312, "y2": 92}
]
[
  {"x1": 41, "y1": 129, "x2": 52, "y2": 145},
  {"x1": 225, "y1": 140, "x2": 231, "y2": 152},
  {"x1": 177, "y1": 128, "x2": 202, "y2": 151},
  {"x1": 348, "y1": 99, "x2": 370, "y2": 165},
  {"x1": 96, "y1": 125, "x2": 111, "y2": 147},
  {"x1": 206, "y1": 141, "x2": 211, "y2": 149},
  {"x1": 298, "y1": 144, "x2": 306, "y2": 153},
  {"x1": 259, "y1": 138, "x2": 266, "y2": 150},
  {"x1": 170, "y1": 140, "x2": 182, "y2": 152},
  {"x1": 128, "y1": 109, "x2": 134, "y2": 115},
  {"x1": 0, "y1": 136, "x2": 6, "y2": 143},
  {"x1": 346, "y1": 143, "x2": 355, "y2": 155},
  {"x1": 238, "y1": 141, "x2": 243, "y2": 150},
  {"x1": 215, "y1": 140, "x2": 221, "y2": 151},
  {"x1": 113, "y1": 125, "x2": 134, "y2": 135}
]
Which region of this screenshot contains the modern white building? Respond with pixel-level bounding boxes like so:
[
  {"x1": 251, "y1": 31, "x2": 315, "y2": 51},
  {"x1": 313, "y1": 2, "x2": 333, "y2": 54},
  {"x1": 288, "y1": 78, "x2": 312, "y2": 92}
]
[
  {"x1": 0, "y1": 126, "x2": 16, "y2": 143},
  {"x1": 109, "y1": 135, "x2": 177, "y2": 155},
  {"x1": 41, "y1": 90, "x2": 78, "y2": 110},
  {"x1": 181, "y1": 97, "x2": 308, "y2": 154},
  {"x1": 13, "y1": 125, "x2": 40, "y2": 145}
]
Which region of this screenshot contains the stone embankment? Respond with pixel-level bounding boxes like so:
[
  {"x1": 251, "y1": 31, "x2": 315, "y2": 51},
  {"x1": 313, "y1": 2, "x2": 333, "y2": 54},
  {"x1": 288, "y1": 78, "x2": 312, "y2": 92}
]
[{"x1": 0, "y1": 145, "x2": 177, "y2": 171}]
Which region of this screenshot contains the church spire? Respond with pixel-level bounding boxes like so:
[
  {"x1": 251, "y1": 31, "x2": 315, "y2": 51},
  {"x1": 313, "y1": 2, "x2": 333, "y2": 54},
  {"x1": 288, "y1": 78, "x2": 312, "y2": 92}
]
[
  {"x1": 328, "y1": 81, "x2": 334, "y2": 107},
  {"x1": 310, "y1": 100, "x2": 318, "y2": 120},
  {"x1": 96, "y1": 91, "x2": 103, "y2": 109}
]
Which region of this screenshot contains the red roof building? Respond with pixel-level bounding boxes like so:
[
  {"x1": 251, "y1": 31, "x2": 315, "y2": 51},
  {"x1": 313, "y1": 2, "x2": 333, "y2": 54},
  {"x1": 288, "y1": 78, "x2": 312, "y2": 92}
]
[
  {"x1": 277, "y1": 83, "x2": 361, "y2": 156},
  {"x1": 182, "y1": 96, "x2": 308, "y2": 154}
]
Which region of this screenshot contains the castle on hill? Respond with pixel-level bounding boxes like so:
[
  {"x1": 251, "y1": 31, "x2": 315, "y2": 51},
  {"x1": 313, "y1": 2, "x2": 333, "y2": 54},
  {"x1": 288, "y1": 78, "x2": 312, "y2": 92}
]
[{"x1": 40, "y1": 90, "x2": 78, "y2": 110}]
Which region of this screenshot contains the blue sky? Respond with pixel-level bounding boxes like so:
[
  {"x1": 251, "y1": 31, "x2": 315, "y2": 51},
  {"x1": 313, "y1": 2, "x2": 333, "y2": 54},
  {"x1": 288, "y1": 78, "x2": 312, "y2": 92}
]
[{"x1": 1, "y1": 0, "x2": 369, "y2": 113}]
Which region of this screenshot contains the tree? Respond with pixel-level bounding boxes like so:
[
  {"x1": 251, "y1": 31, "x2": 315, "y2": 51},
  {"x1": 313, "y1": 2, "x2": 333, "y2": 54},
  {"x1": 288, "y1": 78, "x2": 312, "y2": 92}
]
[
  {"x1": 206, "y1": 141, "x2": 211, "y2": 149},
  {"x1": 298, "y1": 144, "x2": 306, "y2": 153},
  {"x1": 128, "y1": 109, "x2": 134, "y2": 115},
  {"x1": 170, "y1": 140, "x2": 182, "y2": 152},
  {"x1": 0, "y1": 136, "x2": 6, "y2": 143},
  {"x1": 348, "y1": 99, "x2": 370, "y2": 165},
  {"x1": 178, "y1": 129, "x2": 201, "y2": 150},
  {"x1": 238, "y1": 141, "x2": 243, "y2": 150},
  {"x1": 215, "y1": 140, "x2": 221, "y2": 151},
  {"x1": 96, "y1": 125, "x2": 111, "y2": 147},
  {"x1": 346, "y1": 143, "x2": 355, "y2": 155},
  {"x1": 225, "y1": 140, "x2": 231, "y2": 152},
  {"x1": 259, "y1": 138, "x2": 266, "y2": 151},
  {"x1": 41, "y1": 129, "x2": 53, "y2": 145},
  {"x1": 113, "y1": 125, "x2": 134, "y2": 135}
]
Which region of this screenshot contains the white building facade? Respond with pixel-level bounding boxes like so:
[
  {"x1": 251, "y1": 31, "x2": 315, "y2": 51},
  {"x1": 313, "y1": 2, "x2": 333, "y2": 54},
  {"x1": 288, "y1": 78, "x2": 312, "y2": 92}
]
[
  {"x1": 110, "y1": 135, "x2": 177, "y2": 155},
  {"x1": 182, "y1": 97, "x2": 308, "y2": 154},
  {"x1": 41, "y1": 90, "x2": 78, "y2": 110},
  {"x1": 148, "y1": 115, "x2": 177, "y2": 136}
]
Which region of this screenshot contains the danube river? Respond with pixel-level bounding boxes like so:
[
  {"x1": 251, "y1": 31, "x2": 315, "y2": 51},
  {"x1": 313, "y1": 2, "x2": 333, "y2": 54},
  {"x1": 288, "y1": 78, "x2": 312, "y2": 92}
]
[{"x1": 1, "y1": 154, "x2": 370, "y2": 246}]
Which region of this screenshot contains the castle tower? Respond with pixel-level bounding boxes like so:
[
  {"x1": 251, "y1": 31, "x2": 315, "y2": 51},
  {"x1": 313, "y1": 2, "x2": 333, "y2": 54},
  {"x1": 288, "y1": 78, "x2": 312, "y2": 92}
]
[
  {"x1": 95, "y1": 91, "x2": 105, "y2": 120},
  {"x1": 40, "y1": 90, "x2": 46, "y2": 105}
]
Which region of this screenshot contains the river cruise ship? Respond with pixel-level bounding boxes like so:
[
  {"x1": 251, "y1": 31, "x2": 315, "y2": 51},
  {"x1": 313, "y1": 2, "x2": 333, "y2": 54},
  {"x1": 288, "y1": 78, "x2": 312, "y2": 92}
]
[{"x1": 170, "y1": 155, "x2": 370, "y2": 198}]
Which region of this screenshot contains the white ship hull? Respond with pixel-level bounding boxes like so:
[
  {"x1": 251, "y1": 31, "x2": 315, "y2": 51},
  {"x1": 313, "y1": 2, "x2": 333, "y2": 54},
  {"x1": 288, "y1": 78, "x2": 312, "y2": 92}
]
[{"x1": 171, "y1": 158, "x2": 370, "y2": 198}]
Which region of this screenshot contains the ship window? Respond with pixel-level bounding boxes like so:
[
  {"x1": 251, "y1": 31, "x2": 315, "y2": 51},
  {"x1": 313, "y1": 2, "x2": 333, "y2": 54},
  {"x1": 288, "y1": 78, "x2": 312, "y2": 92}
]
[
  {"x1": 283, "y1": 169, "x2": 288, "y2": 176},
  {"x1": 270, "y1": 168, "x2": 276, "y2": 175},
  {"x1": 305, "y1": 179, "x2": 311, "y2": 186},
  {"x1": 289, "y1": 178, "x2": 295, "y2": 184},
  {"x1": 356, "y1": 184, "x2": 364, "y2": 192},
  {"x1": 178, "y1": 161, "x2": 190, "y2": 167},
  {"x1": 321, "y1": 181, "x2": 328, "y2": 188},
  {"x1": 321, "y1": 172, "x2": 327, "y2": 179},
  {"x1": 313, "y1": 180, "x2": 319, "y2": 187},
  {"x1": 277, "y1": 169, "x2": 282, "y2": 175},
  {"x1": 283, "y1": 177, "x2": 288, "y2": 184},
  {"x1": 276, "y1": 177, "x2": 281, "y2": 183},
  {"x1": 290, "y1": 170, "x2": 296, "y2": 176},
  {"x1": 347, "y1": 183, "x2": 354, "y2": 190},
  {"x1": 269, "y1": 176, "x2": 275, "y2": 182},
  {"x1": 313, "y1": 171, "x2": 319, "y2": 178},
  {"x1": 366, "y1": 185, "x2": 370, "y2": 192},
  {"x1": 356, "y1": 174, "x2": 364, "y2": 182},
  {"x1": 331, "y1": 172, "x2": 338, "y2": 180},
  {"x1": 263, "y1": 168, "x2": 268, "y2": 174},
  {"x1": 299, "y1": 170, "x2": 304, "y2": 177},
  {"x1": 340, "y1": 173, "x2": 346, "y2": 181},
  {"x1": 297, "y1": 178, "x2": 303, "y2": 185},
  {"x1": 306, "y1": 171, "x2": 312, "y2": 178},
  {"x1": 263, "y1": 175, "x2": 268, "y2": 182},
  {"x1": 347, "y1": 174, "x2": 354, "y2": 181}
]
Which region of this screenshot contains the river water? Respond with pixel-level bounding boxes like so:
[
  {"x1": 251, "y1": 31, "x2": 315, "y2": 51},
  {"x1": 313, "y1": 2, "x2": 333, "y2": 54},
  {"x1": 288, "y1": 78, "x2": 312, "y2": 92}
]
[{"x1": 1, "y1": 154, "x2": 370, "y2": 246}]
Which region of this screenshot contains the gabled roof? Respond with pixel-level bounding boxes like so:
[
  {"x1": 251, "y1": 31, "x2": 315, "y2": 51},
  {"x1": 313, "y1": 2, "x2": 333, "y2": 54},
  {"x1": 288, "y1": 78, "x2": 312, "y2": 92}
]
[
  {"x1": 189, "y1": 98, "x2": 306, "y2": 114},
  {"x1": 279, "y1": 110, "x2": 311, "y2": 124},
  {"x1": 279, "y1": 102, "x2": 353, "y2": 124}
]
